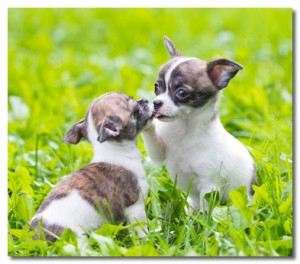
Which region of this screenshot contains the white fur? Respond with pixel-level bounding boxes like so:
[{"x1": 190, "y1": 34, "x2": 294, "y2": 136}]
[
  {"x1": 142, "y1": 60, "x2": 254, "y2": 211},
  {"x1": 125, "y1": 199, "x2": 147, "y2": 237},
  {"x1": 153, "y1": 92, "x2": 177, "y2": 119},
  {"x1": 32, "y1": 190, "x2": 102, "y2": 235},
  {"x1": 144, "y1": 112, "x2": 254, "y2": 211}
]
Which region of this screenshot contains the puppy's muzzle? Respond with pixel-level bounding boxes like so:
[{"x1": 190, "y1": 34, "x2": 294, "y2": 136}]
[{"x1": 137, "y1": 99, "x2": 150, "y2": 112}]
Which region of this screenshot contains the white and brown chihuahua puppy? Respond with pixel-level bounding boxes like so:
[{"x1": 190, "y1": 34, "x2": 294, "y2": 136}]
[
  {"x1": 142, "y1": 36, "x2": 257, "y2": 211},
  {"x1": 30, "y1": 92, "x2": 152, "y2": 240}
]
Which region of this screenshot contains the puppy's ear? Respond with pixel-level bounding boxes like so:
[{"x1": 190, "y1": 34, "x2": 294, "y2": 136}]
[
  {"x1": 98, "y1": 116, "x2": 123, "y2": 143},
  {"x1": 62, "y1": 118, "x2": 87, "y2": 144},
  {"x1": 163, "y1": 36, "x2": 182, "y2": 58},
  {"x1": 207, "y1": 59, "x2": 243, "y2": 90}
]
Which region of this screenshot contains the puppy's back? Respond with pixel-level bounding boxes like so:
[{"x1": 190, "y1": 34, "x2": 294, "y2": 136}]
[{"x1": 31, "y1": 162, "x2": 140, "y2": 240}]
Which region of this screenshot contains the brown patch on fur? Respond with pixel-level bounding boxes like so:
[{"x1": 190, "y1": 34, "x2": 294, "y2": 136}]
[
  {"x1": 157, "y1": 59, "x2": 219, "y2": 108},
  {"x1": 89, "y1": 92, "x2": 138, "y2": 132},
  {"x1": 89, "y1": 93, "x2": 150, "y2": 142},
  {"x1": 170, "y1": 60, "x2": 216, "y2": 93},
  {"x1": 62, "y1": 118, "x2": 88, "y2": 144},
  {"x1": 156, "y1": 57, "x2": 242, "y2": 109},
  {"x1": 36, "y1": 162, "x2": 140, "y2": 222},
  {"x1": 156, "y1": 57, "x2": 186, "y2": 95},
  {"x1": 207, "y1": 59, "x2": 243, "y2": 90}
]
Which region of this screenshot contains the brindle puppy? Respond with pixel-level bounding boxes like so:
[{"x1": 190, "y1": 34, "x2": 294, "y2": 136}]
[{"x1": 30, "y1": 92, "x2": 152, "y2": 240}]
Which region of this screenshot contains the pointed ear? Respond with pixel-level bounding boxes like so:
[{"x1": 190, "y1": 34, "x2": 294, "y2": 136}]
[
  {"x1": 163, "y1": 36, "x2": 182, "y2": 58},
  {"x1": 62, "y1": 118, "x2": 87, "y2": 144},
  {"x1": 207, "y1": 59, "x2": 243, "y2": 89},
  {"x1": 97, "y1": 116, "x2": 123, "y2": 143}
]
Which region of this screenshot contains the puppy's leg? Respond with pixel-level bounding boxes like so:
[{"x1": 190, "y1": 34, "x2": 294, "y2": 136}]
[
  {"x1": 124, "y1": 200, "x2": 147, "y2": 237},
  {"x1": 77, "y1": 234, "x2": 90, "y2": 251},
  {"x1": 198, "y1": 183, "x2": 220, "y2": 212},
  {"x1": 184, "y1": 195, "x2": 199, "y2": 214},
  {"x1": 142, "y1": 123, "x2": 166, "y2": 165}
]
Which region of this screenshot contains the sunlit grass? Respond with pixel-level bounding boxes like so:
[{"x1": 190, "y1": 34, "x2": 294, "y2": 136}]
[{"x1": 8, "y1": 8, "x2": 292, "y2": 256}]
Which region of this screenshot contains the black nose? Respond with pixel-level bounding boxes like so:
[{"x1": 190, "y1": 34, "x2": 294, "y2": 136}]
[
  {"x1": 137, "y1": 99, "x2": 148, "y2": 105},
  {"x1": 153, "y1": 100, "x2": 163, "y2": 110}
]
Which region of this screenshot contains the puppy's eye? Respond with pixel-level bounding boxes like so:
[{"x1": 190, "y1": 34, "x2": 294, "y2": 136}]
[
  {"x1": 154, "y1": 83, "x2": 160, "y2": 94},
  {"x1": 176, "y1": 88, "x2": 189, "y2": 99}
]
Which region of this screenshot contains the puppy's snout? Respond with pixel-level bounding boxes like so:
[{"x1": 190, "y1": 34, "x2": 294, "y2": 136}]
[
  {"x1": 137, "y1": 99, "x2": 149, "y2": 105},
  {"x1": 153, "y1": 100, "x2": 163, "y2": 110}
]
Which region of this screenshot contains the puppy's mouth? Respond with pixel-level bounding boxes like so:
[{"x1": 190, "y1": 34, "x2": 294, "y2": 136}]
[
  {"x1": 152, "y1": 111, "x2": 165, "y2": 118},
  {"x1": 152, "y1": 111, "x2": 176, "y2": 121}
]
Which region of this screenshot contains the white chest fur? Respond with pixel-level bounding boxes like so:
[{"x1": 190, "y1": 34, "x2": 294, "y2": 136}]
[{"x1": 152, "y1": 112, "x2": 254, "y2": 207}]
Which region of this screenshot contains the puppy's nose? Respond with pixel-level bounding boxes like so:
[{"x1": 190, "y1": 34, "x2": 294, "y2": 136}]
[
  {"x1": 153, "y1": 100, "x2": 163, "y2": 110},
  {"x1": 137, "y1": 99, "x2": 149, "y2": 105}
]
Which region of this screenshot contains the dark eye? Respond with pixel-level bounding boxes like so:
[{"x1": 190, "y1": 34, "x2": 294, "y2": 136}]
[
  {"x1": 154, "y1": 83, "x2": 160, "y2": 94},
  {"x1": 176, "y1": 88, "x2": 189, "y2": 99}
]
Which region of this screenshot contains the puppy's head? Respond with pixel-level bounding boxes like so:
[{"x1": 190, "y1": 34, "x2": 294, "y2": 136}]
[
  {"x1": 62, "y1": 92, "x2": 152, "y2": 144},
  {"x1": 152, "y1": 36, "x2": 243, "y2": 121}
]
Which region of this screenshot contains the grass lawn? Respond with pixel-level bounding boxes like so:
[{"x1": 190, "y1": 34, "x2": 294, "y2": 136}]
[{"x1": 8, "y1": 8, "x2": 293, "y2": 256}]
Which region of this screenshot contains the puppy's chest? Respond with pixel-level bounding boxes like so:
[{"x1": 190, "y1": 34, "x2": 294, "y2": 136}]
[
  {"x1": 165, "y1": 136, "x2": 211, "y2": 174},
  {"x1": 159, "y1": 122, "x2": 221, "y2": 186}
]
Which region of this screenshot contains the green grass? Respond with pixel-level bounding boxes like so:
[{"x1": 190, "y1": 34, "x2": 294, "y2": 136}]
[{"x1": 8, "y1": 8, "x2": 292, "y2": 256}]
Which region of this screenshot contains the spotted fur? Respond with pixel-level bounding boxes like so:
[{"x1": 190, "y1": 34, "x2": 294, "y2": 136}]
[{"x1": 31, "y1": 92, "x2": 152, "y2": 240}]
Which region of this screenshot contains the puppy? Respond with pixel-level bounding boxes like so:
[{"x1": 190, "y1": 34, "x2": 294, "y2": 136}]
[
  {"x1": 30, "y1": 92, "x2": 152, "y2": 240},
  {"x1": 142, "y1": 36, "x2": 257, "y2": 211}
]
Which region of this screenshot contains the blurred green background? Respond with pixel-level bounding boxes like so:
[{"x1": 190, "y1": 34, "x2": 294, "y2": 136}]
[
  {"x1": 8, "y1": 8, "x2": 292, "y2": 151},
  {"x1": 8, "y1": 8, "x2": 293, "y2": 256}
]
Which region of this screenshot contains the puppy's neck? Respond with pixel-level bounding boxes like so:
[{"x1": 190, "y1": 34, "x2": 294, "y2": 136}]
[
  {"x1": 87, "y1": 112, "x2": 141, "y2": 165},
  {"x1": 91, "y1": 140, "x2": 145, "y2": 178},
  {"x1": 91, "y1": 140, "x2": 140, "y2": 164},
  {"x1": 185, "y1": 94, "x2": 220, "y2": 133}
]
